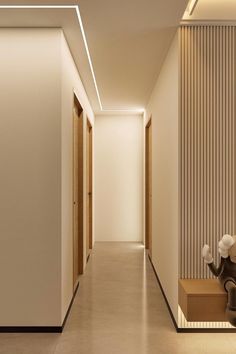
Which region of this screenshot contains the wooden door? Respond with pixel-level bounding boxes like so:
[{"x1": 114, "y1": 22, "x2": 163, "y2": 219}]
[
  {"x1": 73, "y1": 104, "x2": 83, "y2": 289},
  {"x1": 145, "y1": 119, "x2": 152, "y2": 258},
  {"x1": 86, "y1": 120, "x2": 93, "y2": 260}
]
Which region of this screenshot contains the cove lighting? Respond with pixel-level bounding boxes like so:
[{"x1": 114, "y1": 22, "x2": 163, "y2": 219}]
[
  {"x1": 102, "y1": 109, "x2": 145, "y2": 113},
  {"x1": 0, "y1": 5, "x2": 145, "y2": 114},
  {"x1": 188, "y1": 0, "x2": 198, "y2": 15},
  {"x1": 74, "y1": 6, "x2": 103, "y2": 111}
]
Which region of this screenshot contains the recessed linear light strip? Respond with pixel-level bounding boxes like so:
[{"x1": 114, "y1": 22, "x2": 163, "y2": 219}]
[
  {"x1": 0, "y1": 5, "x2": 144, "y2": 114},
  {"x1": 188, "y1": 0, "x2": 198, "y2": 16},
  {"x1": 75, "y1": 6, "x2": 103, "y2": 111},
  {"x1": 102, "y1": 109, "x2": 145, "y2": 113}
]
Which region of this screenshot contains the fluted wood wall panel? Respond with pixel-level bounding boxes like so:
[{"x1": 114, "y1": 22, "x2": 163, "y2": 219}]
[{"x1": 180, "y1": 26, "x2": 236, "y2": 279}]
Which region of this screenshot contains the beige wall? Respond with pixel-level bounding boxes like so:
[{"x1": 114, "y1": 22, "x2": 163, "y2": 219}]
[
  {"x1": 0, "y1": 29, "x2": 94, "y2": 326},
  {"x1": 144, "y1": 32, "x2": 179, "y2": 321},
  {"x1": 95, "y1": 114, "x2": 143, "y2": 242},
  {"x1": 61, "y1": 33, "x2": 94, "y2": 321},
  {"x1": 0, "y1": 29, "x2": 61, "y2": 326}
]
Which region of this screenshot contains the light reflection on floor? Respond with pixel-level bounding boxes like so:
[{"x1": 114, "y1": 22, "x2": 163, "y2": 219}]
[{"x1": 0, "y1": 242, "x2": 236, "y2": 354}]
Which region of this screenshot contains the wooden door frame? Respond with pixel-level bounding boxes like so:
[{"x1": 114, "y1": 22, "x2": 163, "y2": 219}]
[
  {"x1": 145, "y1": 117, "x2": 152, "y2": 256},
  {"x1": 86, "y1": 118, "x2": 93, "y2": 252},
  {"x1": 73, "y1": 94, "x2": 84, "y2": 289}
]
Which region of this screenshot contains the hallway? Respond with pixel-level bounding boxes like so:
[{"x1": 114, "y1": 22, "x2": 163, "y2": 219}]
[{"x1": 0, "y1": 243, "x2": 236, "y2": 354}]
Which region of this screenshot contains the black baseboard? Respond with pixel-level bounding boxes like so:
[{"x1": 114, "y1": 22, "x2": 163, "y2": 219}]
[
  {"x1": 147, "y1": 254, "x2": 179, "y2": 331},
  {"x1": 177, "y1": 327, "x2": 236, "y2": 333},
  {"x1": 0, "y1": 281, "x2": 80, "y2": 333},
  {"x1": 0, "y1": 326, "x2": 63, "y2": 333},
  {"x1": 147, "y1": 254, "x2": 236, "y2": 333},
  {"x1": 62, "y1": 280, "x2": 80, "y2": 330}
]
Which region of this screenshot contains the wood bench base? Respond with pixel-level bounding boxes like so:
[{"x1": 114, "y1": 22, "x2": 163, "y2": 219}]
[{"x1": 179, "y1": 279, "x2": 228, "y2": 322}]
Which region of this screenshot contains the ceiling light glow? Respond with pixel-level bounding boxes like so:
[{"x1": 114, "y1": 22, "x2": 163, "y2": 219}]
[
  {"x1": 188, "y1": 0, "x2": 198, "y2": 15},
  {"x1": 75, "y1": 6, "x2": 103, "y2": 111},
  {"x1": 102, "y1": 108, "x2": 145, "y2": 113}
]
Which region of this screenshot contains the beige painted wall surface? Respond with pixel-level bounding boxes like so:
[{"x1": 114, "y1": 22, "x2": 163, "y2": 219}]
[
  {"x1": 145, "y1": 32, "x2": 179, "y2": 321},
  {"x1": 61, "y1": 33, "x2": 94, "y2": 321},
  {"x1": 0, "y1": 29, "x2": 94, "y2": 326},
  {"x1": 0, "y1": 29, "x2": 61, "y2": 325},
  {"x1": 95, "y1": 115, "x2": 143, "y2": 242}
]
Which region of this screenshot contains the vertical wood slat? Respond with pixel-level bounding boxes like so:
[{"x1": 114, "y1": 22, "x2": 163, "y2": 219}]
[{"x1": 180, "y1": 26, "x2": 236, "y2": 279}]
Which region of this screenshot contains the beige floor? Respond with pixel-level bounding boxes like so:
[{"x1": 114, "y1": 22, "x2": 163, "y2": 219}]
[{"x1": 1, "y1": 242, "x2": 236, "y2": 354}]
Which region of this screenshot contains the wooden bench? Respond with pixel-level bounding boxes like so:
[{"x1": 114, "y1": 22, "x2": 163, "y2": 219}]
[{"x1": 179, "y1": 279, "x2": 228, "y2": 321}]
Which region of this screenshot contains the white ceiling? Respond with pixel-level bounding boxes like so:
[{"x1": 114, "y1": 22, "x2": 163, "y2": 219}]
[
  {"x1": 78, "y1": 0, "x2": 188, "y2": 111},
  {"x1": 0, "y1": 0, "x2": 189, "y2": 112},
  {"x1": 183, "y1": 0, "x2": 236, "y2": 21}
]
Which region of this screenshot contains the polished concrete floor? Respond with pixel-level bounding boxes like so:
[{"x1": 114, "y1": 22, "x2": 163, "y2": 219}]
[{"x1": 1, "y1": 242, "x2": 236, "y2": 354}]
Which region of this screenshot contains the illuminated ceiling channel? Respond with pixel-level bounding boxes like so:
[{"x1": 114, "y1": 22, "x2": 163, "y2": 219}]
[
  {"x1": 188, "y1": 0, "x2": 198, "y2": 15},
  {"x1": 0, "y1": 5, "x2": 145, "y2": 114}
]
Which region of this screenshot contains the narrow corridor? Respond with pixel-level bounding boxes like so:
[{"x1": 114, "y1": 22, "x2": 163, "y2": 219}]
[{"x1": 0, "y1": 243, "x2": 236, "y2": 354}]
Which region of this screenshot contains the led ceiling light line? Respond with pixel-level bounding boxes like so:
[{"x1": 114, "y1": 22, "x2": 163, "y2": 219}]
[
  {"x1": 0, "y1": 5, "x2": 144, "y2": 113},
  {"x1": 102, "y1": 109, "x2": 145, "y2": 113},
  {"x1": 75, "y1": 6, "x2": 103, "y2": 111},
  {"x1": 188, "y1": 0, "x2": 198, "y2": 15}
]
